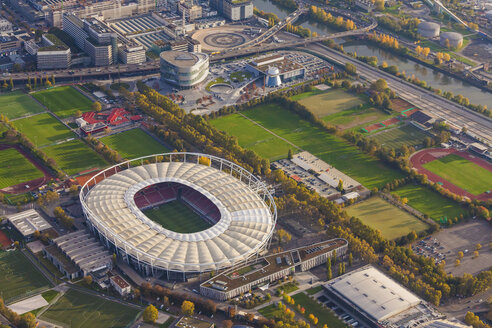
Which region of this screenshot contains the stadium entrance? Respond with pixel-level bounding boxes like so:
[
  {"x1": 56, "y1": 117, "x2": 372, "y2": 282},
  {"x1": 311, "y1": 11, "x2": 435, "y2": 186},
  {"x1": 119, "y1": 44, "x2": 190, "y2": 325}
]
[{"x1": 133, "y1": 182, "x2": 221, "y2": 233}]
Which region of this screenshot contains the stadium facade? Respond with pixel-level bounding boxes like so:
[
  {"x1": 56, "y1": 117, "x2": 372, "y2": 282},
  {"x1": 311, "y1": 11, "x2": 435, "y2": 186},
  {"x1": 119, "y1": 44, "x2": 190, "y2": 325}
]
[{"x1": 80, "y1": 153, "x2": 276, "y2": 280}]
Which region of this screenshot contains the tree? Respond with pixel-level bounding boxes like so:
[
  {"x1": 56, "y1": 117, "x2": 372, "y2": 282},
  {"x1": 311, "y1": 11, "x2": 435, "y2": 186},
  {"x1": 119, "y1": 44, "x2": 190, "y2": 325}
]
[
  {"x1": 348, "y1": 253, "x2": 353, "y2": 266},
  {"x1": 74, "y1": 110, "x2": 82, "y2": 118},
  {"x1": 51, "y1": 74, "x2": 55, "y2": 86},
  {"x1": 327, "y1": 257, "x2": 332, "y2": 280},
  {"x1": 19, "y1": 312, "x2": 37, "y2": 328},
  {"x1": 277, "y1": 229, "x2": 292, "y2": 244},
  {"x1": 455, "y1": 259, "x2": 460, "y2": 266},
  {"x1": 371, "y1": 79, "x2": 387, "y2": 92},
  {"x1": 337, "y1": 179, "x2": 343, "y2": 192},
  {"x1": 401, "y1": 197, "x2": 408, "y2": 205},
  {"x1": 375, "y1": 0, "x2": 385, "y2": 10},
  {"x1": 344, "y1": 63, "x2": 356, "y2": 75},
  {"x1": 198, "y1": 156, "x2": 211, "y2": 166},
  {"x1": 143, "y1": 305, "x2": 158, "y2": 323},
  {"x1": 443, "y1": 53, "x2": 451, "y2": 62},
  {"x1": 458, "y1": 251, "x2": 464, "y2": 259},
  {"x1": 287, "y1": 148, "x2": 293, "y2": 160},
  {"x1": 92, "y1": 101, "x2": 102, "y2": 112},
  {"x1": 473, "y1": 250, "x2": 479, "y2": 258},
  {"x1": 83, "y1": 275, "x2": 92, "y2": 285},
  {"x1": 338, "y1": 262, "x2": 343, "y2": 276},
  {"x1": 181, "y1": 300, "x2": 195, "y2": 316},
  {"x1": 475, "y1": 244, "x2": 482, "y2": 251}
]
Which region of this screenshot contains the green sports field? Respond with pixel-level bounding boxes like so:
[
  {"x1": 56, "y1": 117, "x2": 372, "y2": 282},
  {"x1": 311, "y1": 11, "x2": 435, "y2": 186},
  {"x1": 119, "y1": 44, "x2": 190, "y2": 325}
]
[
  {"x1": 346, "y1": 197, "x2": 429, "y2": 239},
  {"x1": 0, "y1": 250, "x2": 51, "y2": 302},
  {"x1": 371, "y1": 125, "x2": 428, "y2": 149},
  {"x1": 0, "y1": 148, "x2": 44, "y2": 189},
  {"x1": 391, "y1": 184, "x2": 468, "y2": 222},
  {"x1": 292, "y1": 292, "x2": 346, "y2": 328},
  {"x1": 211, "y1": 114, "x2": 294, "y2": 161},
  {"x1": 0, "y1": 91, "x2": 45, "y2": 119},
  {"x1": 32, "y1": 86, "x2": 93, "y2": 119},
  {"x1": 143, "y1": 201, "x2": 212, "y2": 233},
  {"x1": 40, "y1": 289, "x2": 141, "y2": 328},
  {"x1": 223, "y1": 103, "x2": 404, "y2": 189},
  {"x1": 422, "y1": 154, "x2": 492, "y2": 195},
  {"x1": 322, "y1": 105, "x2": 393, "y2": 131},
  {"x1": 12, "y1": 113, "x2": 74, "y2": 147},
  {"x1": 100, "y1": 128, "x2": 170, "y2": 159},
  {"x1": 291, "y1": 89, "x2": 365, "y2": 117},
  {"x1": 43, "y1": 139, "x2": 107, "y2": 175}
]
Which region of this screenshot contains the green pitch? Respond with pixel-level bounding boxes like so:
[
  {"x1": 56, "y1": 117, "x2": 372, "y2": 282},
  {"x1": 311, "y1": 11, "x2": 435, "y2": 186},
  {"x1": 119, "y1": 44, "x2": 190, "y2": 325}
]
[
  {"x1": 0, "y1": 250, "x2": 50, "y2": 302},
  {"x1": 292, "y1": 292, "x2": 347, "y2": 328},
  {"x1": 0, "y1": 91, "x2": 45, "y2": 119},
  {"x1": 143, "y1": 201, "x2": 212, "y2": 233},
  {"x1": 32, "y1": 86, "x2": 93, "y2": 119},
  {"x1": 346, "y1": 197, "x2": 429, "y2": 239},
  {"x1": 322, "y1": 105, "x2": 393, "y2": 131},
  {"x1": 40, "y1": 289, "x2": 141, "y2": 328},
  {"x1": 291, "y1": 89, "x2": 365, "y2": 117},
  {"x1": 371, "y1": 125, "x2": 428, "y2": 149},
  {"x1": 392, "y1": 184, "x2": 468, "y2": 222},
  {"x1": 0, "y1": 148, "x2": 44, "y2": 189},
  {"x1": 229, "y1": 103, "x2": 403, "y2": 188},
  {"x1": 100, "y1": 128, "x2": 170, "y2": 159},
  {"x1": 211, "y1": 114, "x2": 294, "y2": 161},
  {"x1": 422, "y1": 154, "x2": 492, "y2": 195},
  {"x1": 12, "y1": 113, "x2": 74, "y2": 147},
  {"x1": 43, "y1": 139, "x2": 107, "y2": 176}
]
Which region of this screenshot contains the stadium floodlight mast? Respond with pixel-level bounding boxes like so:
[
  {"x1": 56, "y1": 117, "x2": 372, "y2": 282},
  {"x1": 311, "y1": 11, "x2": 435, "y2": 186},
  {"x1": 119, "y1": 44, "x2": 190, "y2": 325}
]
[{"x1": 79, "y1": 152, "x2": 277, "y2": 280}]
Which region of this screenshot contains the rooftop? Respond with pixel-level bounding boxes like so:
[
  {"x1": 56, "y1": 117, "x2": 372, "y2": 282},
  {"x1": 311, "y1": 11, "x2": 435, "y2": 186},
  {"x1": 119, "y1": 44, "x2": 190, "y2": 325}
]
[
  {"x1": 160, "y1": 51, "x2": 208, "y2": 67},
  {"x1": 110, "y1": 275, "x2": 130, "y2": 289},
  {"x1": 248, "y1": 54, "x2": 303, "y2": 75},
  {"x1": 8, "y1": 209, "x2": 52, "y2": 237}
]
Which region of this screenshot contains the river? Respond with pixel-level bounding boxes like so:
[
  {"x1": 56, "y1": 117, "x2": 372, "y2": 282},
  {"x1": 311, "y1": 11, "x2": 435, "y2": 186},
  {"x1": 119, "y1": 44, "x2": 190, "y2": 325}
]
[{"x1": 252, "y1": 0, "x2": 492, "y2": 107}]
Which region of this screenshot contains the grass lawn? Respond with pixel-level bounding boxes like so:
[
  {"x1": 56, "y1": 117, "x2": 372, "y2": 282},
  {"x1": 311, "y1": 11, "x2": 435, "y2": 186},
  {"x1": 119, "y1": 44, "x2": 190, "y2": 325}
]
[
  {"x1": 43, "y1": 139, "x2": 107, "y2": 175},
  {"x1": 0, "y1": 91, "x2": 45, "y2": 119},
  {"x1": 258, "y1": 304, "x2": 278, "y2": 319},
  {"x1": 100, "y1": 128, "x2": 170, "y2": 159},
  {"x1": 12, "y1": 113, "x2": 74, "y2": 147},
  {"x1": 291, "y1": 89, "x2": 365, "y2": 117},
  {"x1": 42, "y1": 290, "x2": 59, "y2": 303},
  {"x1": 0, "y1": 148, "x2": 44, "y2": 189},
  {"x1": 40, "y1": 289, "x2": 141, "y2": 328},
  {"x1": 230, "y1": 71, "x2": 252, "y2": 82},
  {"x1": 371, "y1": 124, "x2": 428, "y2": 149},
  {"x1": 306, "y1": 286, "x2": 323, "y2": 295},
  {"x1": 322, "y1": 105, "x2": 393, "y2": 131},
  {"x1": 32, "y1": 86, "x2": 93, "y2": 119},
  {"x1": 346, "y1": 197, "x2": 429, "y2": 239},
  {"x1": 0, "y1": 250, "x2": 51, "y2": 302},
  {"x1": 211, "y1": 113, "x2": 294, "y2": 161},
  {"x1": 292, "y1": 292, "x2": 347, "y2": 328},
  {"x1": 143, "y1": 201, "x2": 212, "y2": 233},
  {"x1": 392, "y1": 184, "x2": 468, "y2": 222},
  {"x1": 206, "y1": 77, "x2": 229, "y2": 91},
  {"x1": 277, "y1": 282, "x2": 299, "y2": 294},
  {"x1": 422, "y1": 154, "x2": 492, "y2": 195},
  {"x1": 241, "y1": 103, "x2": 404, "y2": 188}
]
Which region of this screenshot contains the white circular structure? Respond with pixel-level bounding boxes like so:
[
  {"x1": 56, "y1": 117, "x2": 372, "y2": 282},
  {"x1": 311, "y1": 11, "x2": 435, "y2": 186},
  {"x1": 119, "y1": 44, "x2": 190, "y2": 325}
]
[
  {"x1": 417, "y1": 21, "x2": 440, "y2": 38},
  {"x1": 440, "y1": 31, "x2": 463, "y2": 48},
  {"x1": 266, "y1": 66, "x2": 281, "y2": 87},
  {"x1": 160, "y1": 51, "x2": 209, "y2": 88},
  {"x1": 80, "y1": 153, "x2": 276, "y2": 278}
]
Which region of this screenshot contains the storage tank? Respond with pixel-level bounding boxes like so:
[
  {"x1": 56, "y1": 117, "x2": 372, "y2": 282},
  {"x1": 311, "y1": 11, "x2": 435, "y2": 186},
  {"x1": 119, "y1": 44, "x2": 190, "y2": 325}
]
[
  {"x1": 440, "y1": 31, "x2": 463, "y2": 49},
  {"x1": 417, "y1": 21, "x2": 440, "y2": 38}
]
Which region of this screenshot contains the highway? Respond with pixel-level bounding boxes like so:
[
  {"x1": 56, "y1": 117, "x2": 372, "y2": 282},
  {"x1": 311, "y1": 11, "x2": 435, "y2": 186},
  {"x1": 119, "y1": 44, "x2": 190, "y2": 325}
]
[{"x1": 305, "y1": 43, "x2": 492, "y2": 145}]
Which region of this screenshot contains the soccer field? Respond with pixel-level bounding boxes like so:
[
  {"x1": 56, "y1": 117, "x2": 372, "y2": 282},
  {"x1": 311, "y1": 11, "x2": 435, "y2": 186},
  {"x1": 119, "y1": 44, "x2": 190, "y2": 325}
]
[
  {"x1": 0, "y1": 250, "x2": 50, "y2": 302},
  {"x1": 422, "y1": 154, "x2": 492, "y2": 195},
  {"x1": 0, "y1": 148, "x2": 44, "y2": 189},
  {"x1": 40, "y1": 289, "x2": 141, "y2": 328},
  {"x1": 211, "y1": 114, "x2": 294, "y2": 161},
  {"x1": 12, "y1": 113, "x2": 74, "y2": 147},
  {"x1": 322, "y1": 105, "x2": 393, "y2": 131},
  {"x1": 43, "y1": 139, "x2": 107, "y2": 176},
  {"x1": 371, "y1": 125, "x2": 428, "y2": 149},
  {"x1": 291, "y1": 89, "x2": 365, "y2": 117},
  {"x1": 143, "y1": 201, "x2": 212, "y2": 233},
  {"x1": 238, "y1": 103, "x2": 404, "y2": 189},
  {"x1": 392, "y1": 184, "x2": 468, "y2": 222},
  {"x1": 346, "y1": 197, "x2": 429, "y2": 239},
  {"x1": 32, "y1": 86, "x2": 93, "y2": 119},
  {"x1": 0, "y1": 91, "x2": 44, "y2": 119},
  {"x1": 100, "y1": 128, "x2": 170, "y2": 159}
]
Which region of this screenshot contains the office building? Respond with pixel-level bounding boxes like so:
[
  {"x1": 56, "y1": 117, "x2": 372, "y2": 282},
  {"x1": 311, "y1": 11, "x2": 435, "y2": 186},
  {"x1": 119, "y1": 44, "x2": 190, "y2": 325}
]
[
  {"x1": 160, "y1": 51, "x2": 209, "y2": 88},
  {"x1": 37, "y1": 34, "x2": 71, "y2": 69},
  {"x1": 209, "y1": 0, "x2": 253, "y2": 21}
]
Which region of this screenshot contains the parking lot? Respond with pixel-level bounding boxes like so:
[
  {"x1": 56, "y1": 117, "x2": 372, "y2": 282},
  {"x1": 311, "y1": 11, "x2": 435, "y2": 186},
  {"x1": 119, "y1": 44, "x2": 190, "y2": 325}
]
[{"x1": 413, "y1": 220, "x2": 492, "y2": 276}]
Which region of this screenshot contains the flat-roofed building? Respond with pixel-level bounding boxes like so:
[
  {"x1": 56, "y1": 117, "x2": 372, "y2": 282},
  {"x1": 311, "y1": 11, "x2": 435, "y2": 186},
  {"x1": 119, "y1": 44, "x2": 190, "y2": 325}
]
[
  {"x1": 324, "y1": 265, "x2": 442, "y2": 328},
  {"x1": 200, "y1": 239, "x2": 348, "y2": 301},
  {"x1": 37, "y1": 34, "x2": 71, "y2": 69},
  {"x1": 210, "y1": 0, "x2": 253, "y2": 21},
  {"x1": 246, "y1": 54, "x2": 305, "y2": 87},
  {"x1": 0, "y1": 35, "x2": 22, "y2": 56},
  {"x1": 110, "y1": 275, "x2": 131, "y2": 295},
  {"x1": 44, "y1": 230, "x2": 112, "y2": 279},
  {"x1": 7, "y1": 209, "x2": 52, "y2": 239},
  {"x1": 118, "y1": 42, "x2": 146, "y2": 64}
]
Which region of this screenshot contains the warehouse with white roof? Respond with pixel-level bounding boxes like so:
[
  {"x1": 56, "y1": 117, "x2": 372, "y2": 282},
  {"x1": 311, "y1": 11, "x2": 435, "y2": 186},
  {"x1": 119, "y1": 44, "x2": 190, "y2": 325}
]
[
  {"x1": 80, "y1": 153, "x2": 276, "y2": 280},
  {"x1": 324, "y1": 265, "x2": 442, "y2": 328},
  {"x1": 7, "y1": 209, "x2": 52, "y2": 239}
]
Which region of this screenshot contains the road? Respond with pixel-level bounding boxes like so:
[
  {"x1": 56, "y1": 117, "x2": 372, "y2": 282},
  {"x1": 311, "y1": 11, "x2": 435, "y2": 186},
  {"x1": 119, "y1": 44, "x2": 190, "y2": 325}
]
[{"x1": 305, "y1": 43, "x2": 492, "y2": 145}]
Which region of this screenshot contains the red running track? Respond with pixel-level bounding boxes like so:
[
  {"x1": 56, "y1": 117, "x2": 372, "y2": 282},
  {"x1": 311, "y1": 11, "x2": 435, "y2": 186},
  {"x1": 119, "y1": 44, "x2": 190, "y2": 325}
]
[{"x1": 409, "y1": 148, "x2": 492, "y2": 201}]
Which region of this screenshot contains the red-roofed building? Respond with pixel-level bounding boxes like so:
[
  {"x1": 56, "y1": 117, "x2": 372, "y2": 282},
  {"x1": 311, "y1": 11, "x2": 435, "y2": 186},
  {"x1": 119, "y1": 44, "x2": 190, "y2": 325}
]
[{"x1": 81, "y1": 108, "x2": 134, "y2": 128}]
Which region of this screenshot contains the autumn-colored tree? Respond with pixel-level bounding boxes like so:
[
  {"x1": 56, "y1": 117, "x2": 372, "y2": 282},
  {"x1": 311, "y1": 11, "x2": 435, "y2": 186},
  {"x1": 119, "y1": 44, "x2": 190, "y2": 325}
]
[
  {"x1": 83, "y1": 275, "x2": 92, "y2": 285},
  {"x1": 92, "y1": 101, "x2": 102, "y2": 112},
  {"x1": 277, "y1": 229, "x2": 292, "y2": 244},
  {"x1": 181, "y1": 300, "x2": 195, "y2": 316},
  {"x1": 143, "y1": 305, "x2": 158, "y2": 323}
]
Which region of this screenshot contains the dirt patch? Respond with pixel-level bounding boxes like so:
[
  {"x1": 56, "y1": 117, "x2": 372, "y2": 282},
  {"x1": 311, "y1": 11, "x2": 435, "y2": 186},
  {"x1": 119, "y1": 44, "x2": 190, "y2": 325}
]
[
  {"x1": 381, "y1": 117, "x2": 400, "y2": 126},
  {"x1": 364, "y1": 123, "x2": 384, "y2": 132},
  {"x1": 390, "y1": 98, "x2": 415, "y2": 112},
  {"x1": 0, "y1": 230, "x2": 12, "y2": 249}
]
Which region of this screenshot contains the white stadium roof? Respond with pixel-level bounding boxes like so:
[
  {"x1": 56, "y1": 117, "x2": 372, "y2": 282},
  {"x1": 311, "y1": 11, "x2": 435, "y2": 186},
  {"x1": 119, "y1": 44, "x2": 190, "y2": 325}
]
[
  {"x1": 81, "y1": 156, "x2": 275, "y2": 273},
  {"x1": 326, "y1": 266, "x2": 422, "y2": 322}
]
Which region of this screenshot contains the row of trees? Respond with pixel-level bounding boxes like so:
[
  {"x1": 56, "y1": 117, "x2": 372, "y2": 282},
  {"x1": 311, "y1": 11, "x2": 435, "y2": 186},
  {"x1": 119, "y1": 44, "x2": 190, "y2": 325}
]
[
  {"x1": 0, "y1": 298, "x2": 36, "y2": 328},
  {"x1": 53, "y1": 206, "x2": 74, "y2": 229},
  {"x1": 86, "y1": 136, "x2": 122, "y2": 164},
  {"x1": 308, "y1": 6, "x2": 357, "y2": 31}
]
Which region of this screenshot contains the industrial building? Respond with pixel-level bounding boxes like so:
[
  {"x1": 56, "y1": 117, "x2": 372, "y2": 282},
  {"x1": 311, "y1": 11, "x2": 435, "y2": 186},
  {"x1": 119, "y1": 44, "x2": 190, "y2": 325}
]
[
  {"x1": 209, "y1": 0, "x2": 253, "y2": 21},
  {"x1": 118, "y1": 42, "x2": 146, "y2": 64},
  {"x1": 323, "y1": 266, "x2": 443, "y2": 328},
  {"x1": 37, "y1": 34, "x2": 71, "y2": 69},
  {"x1": 160, "y1": 51, "x2": 209, "y2": 88},
  {"x1": 200, "y1": 239, "x2": 348, "y2": 301},
  {"x1": 440, "y1": 31, "x2": 463, "y2": 49},
  {"x1": 7, "y1": 209, "x2": 52, "y2": 239},
  {"x1": 417, "y1": 21, "x2": 440, "y2": 38},
  {"x1": 246, "y1": 54, "x2": 305, "y2": 87},
  {"x1": 43, "y1": 230, "x2": 113, "y2": 279}
]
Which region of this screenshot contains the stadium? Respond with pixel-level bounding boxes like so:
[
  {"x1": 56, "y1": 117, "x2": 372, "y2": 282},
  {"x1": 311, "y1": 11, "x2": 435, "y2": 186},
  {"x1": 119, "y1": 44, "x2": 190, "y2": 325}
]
[{"x1": 80, "y1": 153, "x2": 276, "y2": 280}]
